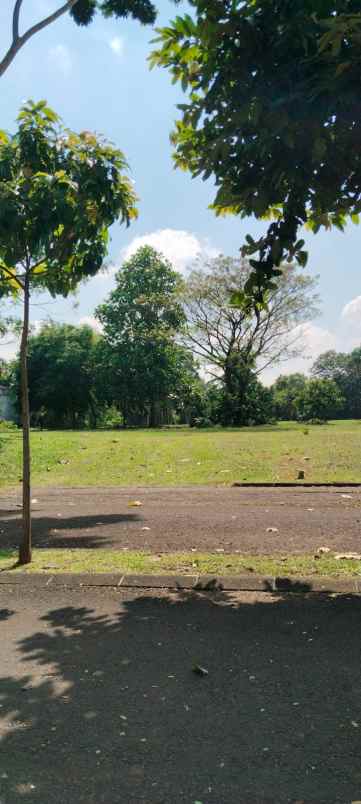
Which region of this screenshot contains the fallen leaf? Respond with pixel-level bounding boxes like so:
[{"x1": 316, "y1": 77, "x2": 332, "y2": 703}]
[
  {"x1": 266, "y1": 527, "x2": 279, "y2": 533},
  {"x1": 141, "y1": 526, "x2": 150, "y2": 531},
  {"x1": 341, "y1": 494, "x2": 352, "y2": 499},
  {"x1": 316, "y1": 546, "x2": 331, "y2": 555},
  {"x1": 192, "y1": 664, "x2": 208, "y2": 677},
  {"x1": 128, "y1": 500, "x2": 142, "y2": 507},
  {"x1": 335, "y1": 552, "x2": 361, "y2": 560}
]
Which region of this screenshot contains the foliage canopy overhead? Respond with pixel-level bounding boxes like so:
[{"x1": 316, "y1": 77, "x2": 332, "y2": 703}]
[{"x1": 151, "y1": 0, "x2": 361, "y2": 298}]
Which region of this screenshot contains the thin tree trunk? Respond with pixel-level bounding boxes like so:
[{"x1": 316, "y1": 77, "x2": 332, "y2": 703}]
[{"x1": 19, "y1": 274, "x2": 31, "y2": 565}]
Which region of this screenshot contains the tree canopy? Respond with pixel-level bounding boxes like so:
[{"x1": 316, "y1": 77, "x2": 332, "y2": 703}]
[
  {"x1": 96, "y1": 245, "x2": 193, "y2": 425},
  {"x1": 312, "y1": 346, "x2": 361, "y2": 418},
  {"x1": 151, "y1": 0, "x2": 361, "y2": 299},
  {"x1": 182, "y1": 256, "x2": 319, "y2": 384}
]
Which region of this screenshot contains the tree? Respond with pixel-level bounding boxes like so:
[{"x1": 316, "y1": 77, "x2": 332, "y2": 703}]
[
  {"x1": 0, "y1": 99, "x2": 137, "y2": 564},
  {"x1": 14, "y1": 322, "x2": 102, "y2": 428},
  {"x1": 181, "y1": 256, "x2": 319, "y2": 393},
  {"x1": 151, "y1": 0, "x2": 361, "y2": 299},
  {"x1": 272, "y1": 373, "x2": 308, "y2": 421},
  {"x1": 295, "y1": 379, "x2": 344, "y2": 423},
  {"x1": 96, "y1": 246, "x2": 188, "y2": 426},
  {"x1": 312, "y1": 347, "x2": 361, "y2": 418},
  {"x1": 0, "y1": 0, "x2": 157, "y2": 78}
]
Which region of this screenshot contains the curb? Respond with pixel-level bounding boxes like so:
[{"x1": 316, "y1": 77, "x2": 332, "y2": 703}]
[
  {"x1": 0, "y1": 572, "x2": 360, "y2": 595},
  {"x1": 232, "y1": 482, "x2": 361, "y2": 488}
]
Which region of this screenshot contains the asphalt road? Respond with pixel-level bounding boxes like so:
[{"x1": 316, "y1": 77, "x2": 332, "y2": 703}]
[
  {"x1": 1, "y1": 584, "x2": 361, "y2": 803},
  {"x1": 1, "y1": 485, "x2": 361, "y2": 553}
]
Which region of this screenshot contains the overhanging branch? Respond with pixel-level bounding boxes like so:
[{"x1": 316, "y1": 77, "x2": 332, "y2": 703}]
[{"x1": 0, "y1": 0, "x2": 78, "y2": 78}]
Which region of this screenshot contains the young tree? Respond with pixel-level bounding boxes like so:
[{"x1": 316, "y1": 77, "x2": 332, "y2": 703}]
[
  {"x1": 295, "y1": 379, "x2": 344, "y2": 423},
  {"x1": 182, "y1": 256, "x2": 319, "y2": 392},
  {"x1": 0, "y1": 0, "x2": 157, "y2": 78},
  {"x1": 151, "y1": 0, "x2": 361, "y2": 299},
  {"x1": 0, "y1": 99, "x2": 137, "y2": 564},
  {"x1": 96, "y1": 245, "x2": 187, "y2": 426}
]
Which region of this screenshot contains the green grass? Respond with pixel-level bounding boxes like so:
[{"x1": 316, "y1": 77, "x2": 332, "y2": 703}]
[
  {"x1": 0, "y1": 420, "x2": 360, "y2": 489},
  {"x1": 0, "y1": 548, "x2": 360, "y2": 577}
]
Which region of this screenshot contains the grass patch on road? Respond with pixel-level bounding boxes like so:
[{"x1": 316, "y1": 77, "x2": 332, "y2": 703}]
[
  {"x1": 0, "y1": 548, "x2": 360, "y2": 577},
  {"x1": 0, "y1": 420, "x2": 361, "y2": 488}
]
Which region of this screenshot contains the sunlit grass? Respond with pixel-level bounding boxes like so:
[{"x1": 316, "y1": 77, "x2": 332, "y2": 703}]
[
  {"x1": 0, "y1": 548, "x2": 360, "y2": 577},
  {"x1": 0, "y1": 420, "x2": 360, "y2": 489}
]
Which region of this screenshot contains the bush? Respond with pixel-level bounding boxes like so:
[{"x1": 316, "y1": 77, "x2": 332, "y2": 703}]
[{"x1": 0, "y1": 419, "x2": 18, "y2": 432}]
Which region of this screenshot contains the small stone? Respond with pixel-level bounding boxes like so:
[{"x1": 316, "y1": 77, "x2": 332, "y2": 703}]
[{"x1": 266, "y1": 527, "x2": 278, "y2": 533}]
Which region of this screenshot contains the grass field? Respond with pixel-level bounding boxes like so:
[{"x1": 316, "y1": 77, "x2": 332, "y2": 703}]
[
  {"x1": 0, "y1": 420, "x2": 360, "y2": 488},
  {"x1": 0, "y1": 547, "x2": 360, "y2": 577}
]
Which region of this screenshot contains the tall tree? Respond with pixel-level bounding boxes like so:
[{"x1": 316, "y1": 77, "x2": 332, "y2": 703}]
[
  {"x1": 181, "y1": 256, "x2": 319, "y2": 392},
  {"x1": 151, "y1": 0, "x2": 361, "y2": 299},
  {"x1": 1, "y1": 0, "x2": 156, "y2": 78},
  {"x1": 96, "y1": 245, "x2": 187, "y2": 425},
  {"x1": 0, "y1": 99, "x2": 137, "y2": 564}
]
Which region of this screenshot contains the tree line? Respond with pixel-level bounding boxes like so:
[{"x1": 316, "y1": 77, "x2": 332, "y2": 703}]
[{"x1": 2, "y1": 244, "x2": 358, "y2": 429}]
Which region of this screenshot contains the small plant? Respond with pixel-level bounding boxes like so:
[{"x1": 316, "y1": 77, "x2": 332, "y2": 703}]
[{"x1": 0, "y1": 419, "x2": 18, "y2": 432}]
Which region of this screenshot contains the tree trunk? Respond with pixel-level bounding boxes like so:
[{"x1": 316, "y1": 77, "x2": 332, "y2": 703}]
[{"x1": 19, "y1": 275, "x2": 31, "y2": 565}]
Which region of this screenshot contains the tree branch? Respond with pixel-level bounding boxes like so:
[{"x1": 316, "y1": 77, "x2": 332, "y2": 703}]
[
  {"x1": 0, "y1": 0, "x2": 77, "y2": 78},
  {"x1": 0, "y1": 264, "x2": 24, "y2": 289},
  {"x1": 12, "y1": 0, "x2": 23, "y2": 41}
]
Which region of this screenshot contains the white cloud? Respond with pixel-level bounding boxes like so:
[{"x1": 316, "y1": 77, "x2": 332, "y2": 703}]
[
  {"x1": 49, "y1": 44, "x2": 72, "y2": 77},
  {"x1": 262, "y1": 323, "x2": 337, "y2": 384},
  {"x1": 341, "y1": 295, "x2": 361, "y2": 327},
  {"x1": 121, "y1": 228, "x2": 219, "y2": 274},
  {"x1": 79, "y1": 315, "x2": 103, "y2": 334},
  {"x1": 109, "y1": 36, "x2": 124, "y2": 56}
]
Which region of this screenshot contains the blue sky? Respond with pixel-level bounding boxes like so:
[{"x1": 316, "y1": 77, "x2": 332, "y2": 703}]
[{"x1": 1, "y1": 0, "x2": 361, "y2": 378}]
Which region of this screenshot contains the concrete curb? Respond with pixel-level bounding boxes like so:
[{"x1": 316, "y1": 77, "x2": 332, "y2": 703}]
[
  {"x1": 232, "y1": 482, "x2": 361, "y2": 488},
  {"x1": 0, "y1": 571, "x2": 360, "y2": 595}
]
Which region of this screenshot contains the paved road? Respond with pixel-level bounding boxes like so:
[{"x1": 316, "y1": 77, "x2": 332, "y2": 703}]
[
  {"x1": 1, "y1": 584, "x2": 361, "y2": 802},
  {"x1": 1, "y1": 485, "x2": 361, "y2": 553}
]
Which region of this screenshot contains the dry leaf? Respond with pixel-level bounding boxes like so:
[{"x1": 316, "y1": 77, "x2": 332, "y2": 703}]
[{"x1": 128, "y1": 500, "x2": 142, "y2": 507}]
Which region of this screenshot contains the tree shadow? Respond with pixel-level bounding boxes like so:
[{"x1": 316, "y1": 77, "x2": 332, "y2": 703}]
[
  {"x1": 0, "y1": 512, "x2": 142, "y2": 550},
  {"x1": 0, "y1": 587, "x2": 361, "y2": 802},
  {"x1": 0, "y1": 608, "x2": 15, "y2": 621}
]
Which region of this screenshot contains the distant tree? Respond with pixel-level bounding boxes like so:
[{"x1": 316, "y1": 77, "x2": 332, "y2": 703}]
[
  {"x1": 1, "y1": 0, "x2": 156, "y2": 79},
  {"x1": 13, "y1": 323, "x2": 102, "y2": 428},
  {"x1": 295, "y1": 378, "x2": 344, "y2": 423},
  {"x1": 96, "y1": 246, "x2": 188, "y2": 426},
  {"x1": 151, "y1": 0, "x2": 361, "y2": 300},
  {"x1": 312, "y1": 347, "x2": 361, "y2": 418},
  {"x1": 182, "y1": 256, "x2": 319, "y2": 399},
  {"x1": 216, "y1": 357, "x2": 273, "y2": 426},
  {"x1": 272, "y1": 373, "x2": 308, "y2": 421},
  {"x1": 0, "y1": 100, "x2": 137, "y2": 565}
]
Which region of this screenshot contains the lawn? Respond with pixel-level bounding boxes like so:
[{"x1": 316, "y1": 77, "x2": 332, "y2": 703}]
[
  {"x1": 0, "y1": 547, "x2": 360, "y2": 577},
  {"x1": 0, "y1": 420, "x2": 360, "y2": 489}
]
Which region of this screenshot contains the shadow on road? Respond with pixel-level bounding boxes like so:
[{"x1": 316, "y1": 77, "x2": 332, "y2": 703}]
[
  {"x1": 1, "y1": 587, "x2": 361, "y2": 802},
  {"x1": 0, "y1": 512, "x2": 142, "y2": 549}
]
